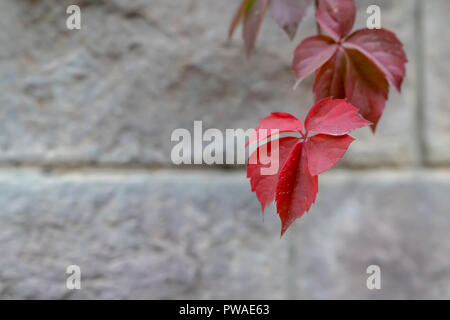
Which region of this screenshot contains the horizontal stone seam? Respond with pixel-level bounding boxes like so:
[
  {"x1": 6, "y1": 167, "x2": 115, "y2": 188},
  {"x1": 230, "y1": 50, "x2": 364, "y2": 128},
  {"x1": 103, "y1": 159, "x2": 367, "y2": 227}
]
[
  {"x1": 0, "y1": 168, "x2": 449, "y2": 181},
  {"x1": 0, "y1": 163, "x2": 449, "y2": 173}
]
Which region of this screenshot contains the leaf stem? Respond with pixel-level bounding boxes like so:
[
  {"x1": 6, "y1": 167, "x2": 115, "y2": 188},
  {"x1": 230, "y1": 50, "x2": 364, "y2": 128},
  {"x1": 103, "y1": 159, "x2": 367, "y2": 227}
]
[{"x1": 300, "y1": 130, "x2": 307, "y2": 140}]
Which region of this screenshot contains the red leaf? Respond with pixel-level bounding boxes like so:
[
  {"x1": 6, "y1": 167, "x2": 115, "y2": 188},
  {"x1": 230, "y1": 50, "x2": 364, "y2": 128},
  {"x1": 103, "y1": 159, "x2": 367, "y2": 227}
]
[
  {"x1": 247, "y1": 112, "x2": 302, "y2": 147},
  {"x1": 247, "y1": 99, "x2": 369, "y2": 235},
  {"x1": 313, "y1": 47, "x2": 347, "y2": 101},
  {"x1": 276, "y1": 143, "x2": 318, "y2": 236},
  {"x1": 315, "y1": 0, "x2": 356, "y2": 41},
  {"x1": 243, "y1": 0, "x2": 270, "y2": 57},
  {"x1": 305, "y1": 97, "x2": 371, "y2": 135},
  {"x1": 305, "y1": 134, "x2": 354, "y2": 175},
  {"x1": 292, "y1": 35, "x2": 338, "y2": 84},
  {"x1": 270, "y1": 0, "x2": 313, "y2": 39},
  {"x1": 345, "y1": 49, "x2": 389, "y2": 132},
  {"x1": 345, "y1": 29, "x2": 408, "y2": 92},
  {"x1": 247, "y1": 137, "x2": 300, "y2": 213}
]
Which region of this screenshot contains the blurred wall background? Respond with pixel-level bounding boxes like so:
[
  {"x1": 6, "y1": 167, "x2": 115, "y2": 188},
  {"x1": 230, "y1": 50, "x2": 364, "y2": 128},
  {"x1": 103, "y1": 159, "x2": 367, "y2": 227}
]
[{"x1": 0, "y1": 0, "x2": 449, "y2": 299}]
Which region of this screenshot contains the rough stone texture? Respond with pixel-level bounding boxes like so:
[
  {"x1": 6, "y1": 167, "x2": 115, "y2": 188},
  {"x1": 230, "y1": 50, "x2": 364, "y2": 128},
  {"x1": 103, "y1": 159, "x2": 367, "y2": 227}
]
[
  {"x1": 0, "y1": 169, "x2": 449, "y2": 299},
  {"x1": 290, "y1": 170, "x2": 450, "y2": 299},
  {"x1": 424, "y1": 0, "x2": 450, "y2": 164},
  {"x1": 0, "y1": 0, "x2": 448, "y2": 301},
  {"x1": 0, "y1": 0, "x2": 420, "y2": 166},
  {"x1": 0, "y1": 170, "x2": 288, "y2": 299}
]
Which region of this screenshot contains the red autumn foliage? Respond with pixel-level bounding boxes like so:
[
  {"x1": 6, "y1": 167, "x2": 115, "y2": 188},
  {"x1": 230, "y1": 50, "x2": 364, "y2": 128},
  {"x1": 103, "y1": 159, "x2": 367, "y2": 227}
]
[
  {"x1": 229, "y1": 0, "x2": 407, "y2": 234},
  {"x1": 292, "y1": 0, "x2": 407, "y2": 131},
  {"x1": 247, "y1": 98, "x2": 370, "y2": 235}
]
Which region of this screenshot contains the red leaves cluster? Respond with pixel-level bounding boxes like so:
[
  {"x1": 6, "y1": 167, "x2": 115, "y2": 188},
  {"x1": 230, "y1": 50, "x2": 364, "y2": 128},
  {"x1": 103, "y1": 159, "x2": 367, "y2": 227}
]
[
  {"x1": 247, "y1": 98, "x2": 370, "y2": 235},
  {"x1": 229, "y1": 0, "x2": 408, "y2": 234},
  {"x1": 230, "y1": 0, "x2": 407, "y2": 130},
  {"x1": 292, "y1": 0, "x2": 407, "y2": 131}
]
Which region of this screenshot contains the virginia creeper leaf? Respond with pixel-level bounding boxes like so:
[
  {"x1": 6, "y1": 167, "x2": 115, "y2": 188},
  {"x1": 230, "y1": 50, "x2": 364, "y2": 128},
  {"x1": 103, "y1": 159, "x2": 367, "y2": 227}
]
[
  {"x1": 305, "y1": 134, "x2": 354, "y2": 176},
  {"x1": 270, "y1": 0, "x2": 313, "y2": 39},
  {"x1": 315, "y1": 0, "x2": 356, "y2": 41},
  {"x1": 292, "y1": 35, "x2": 338, "y2": 84},
  {"x1": 247, "y1": 137, "x2": 300, "y2": 212},
  {"x1": 276, "y1": 142, "x2": 318, "y2": 235},
  {"x1": 247, "y1": 112, "x2": 303, "y2": 146},
  {"x1": 243, "y1": 0, "x2": 270, "y2": 57},
  {"x1": 304, "y1": 97, "x2": 371, "y2": 135},
  {"x1": 247, "y1": 98, "x2": 370, "y2": 235},
  {"x1": 313, "y1": 46, "x2": 346, "y2": 101},
  {"x1": 345, "y1": 29, "x2": 407, "y2": 92},
  {"x1": 229, "y1": 0, "x2": 253, "y2": 40},
  {"x1": 229, "y1": 0, "x2": 269, "y2": 57},
  {"x1": 345, "y1": 49, "x2": 389, "y2": 132}
]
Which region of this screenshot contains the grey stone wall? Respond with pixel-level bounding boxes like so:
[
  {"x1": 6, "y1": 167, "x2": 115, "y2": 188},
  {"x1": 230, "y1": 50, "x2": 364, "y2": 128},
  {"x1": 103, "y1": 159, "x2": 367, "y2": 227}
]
[{"x1": 0, "y1": 0, "x2": 448, "y2": 299}]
